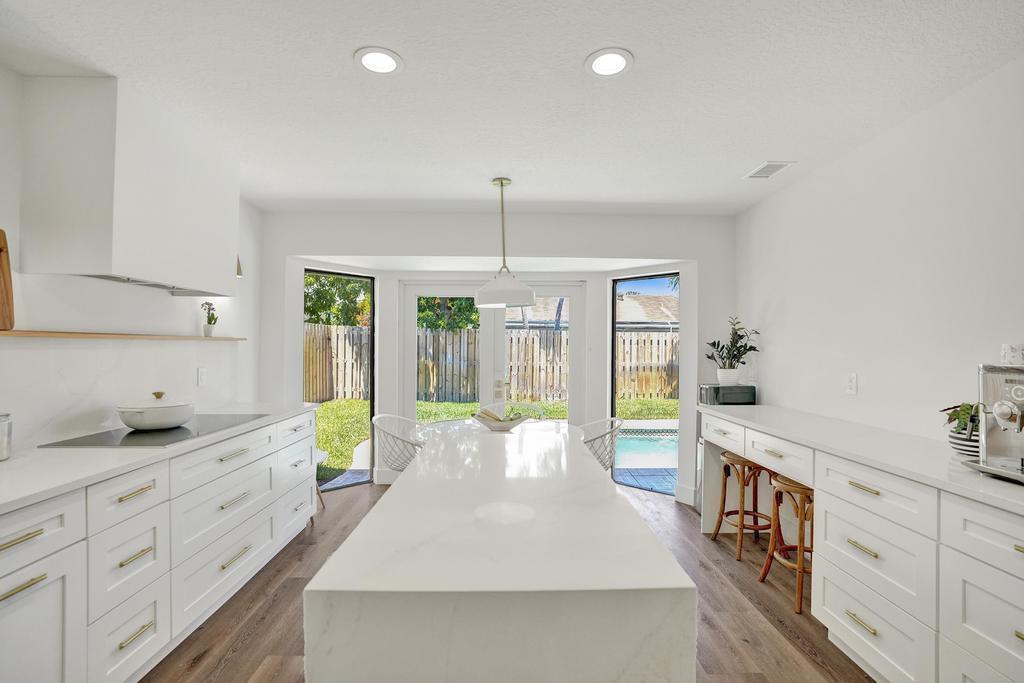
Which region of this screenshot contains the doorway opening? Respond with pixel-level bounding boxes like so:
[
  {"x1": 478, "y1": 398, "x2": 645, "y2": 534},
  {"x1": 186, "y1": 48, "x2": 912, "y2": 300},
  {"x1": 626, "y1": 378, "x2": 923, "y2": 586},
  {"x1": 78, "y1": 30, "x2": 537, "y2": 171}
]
[
  {"x1": 302, "y1": 269, "x2": 374, "y2": 490},
  {"x1": 611, "y1": 273, "x2": 680, "y2": 495}
]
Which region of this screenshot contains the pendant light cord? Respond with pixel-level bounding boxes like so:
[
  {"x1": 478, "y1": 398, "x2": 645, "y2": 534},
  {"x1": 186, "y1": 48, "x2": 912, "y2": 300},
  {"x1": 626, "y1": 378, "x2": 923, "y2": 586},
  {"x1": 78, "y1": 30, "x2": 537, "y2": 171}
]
[{"x1": 498, "y1": 180, "x2": 509, "y2": 273}]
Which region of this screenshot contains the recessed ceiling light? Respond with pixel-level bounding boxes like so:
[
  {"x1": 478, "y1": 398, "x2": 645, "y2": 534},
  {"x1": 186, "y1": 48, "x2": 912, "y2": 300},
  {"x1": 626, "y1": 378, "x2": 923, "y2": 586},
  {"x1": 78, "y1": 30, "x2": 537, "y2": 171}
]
[
  {"x1": 585, "y1": 48, "x2": 633, "y2": 77},
  {"x1": 354, "y1": 46, "x2": 402, "y2": 74}
]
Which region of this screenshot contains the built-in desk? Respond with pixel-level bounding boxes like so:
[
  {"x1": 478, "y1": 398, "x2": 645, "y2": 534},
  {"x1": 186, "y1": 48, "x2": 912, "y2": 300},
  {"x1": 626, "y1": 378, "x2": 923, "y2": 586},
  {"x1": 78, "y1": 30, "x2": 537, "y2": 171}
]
[{"x1": 698, "y1": 404, "x2": 1024, "y2": 683}]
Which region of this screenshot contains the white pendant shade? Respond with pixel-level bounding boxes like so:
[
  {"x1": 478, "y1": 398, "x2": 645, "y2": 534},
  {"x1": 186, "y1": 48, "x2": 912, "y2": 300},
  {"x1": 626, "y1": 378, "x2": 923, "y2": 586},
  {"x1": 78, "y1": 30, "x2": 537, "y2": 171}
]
[
  {"x1": 475, "y1": 176, "x2": 536, "y2": 308},
  {"x1": 475, "y1": 269, "x2": 536, "y2": 308}
]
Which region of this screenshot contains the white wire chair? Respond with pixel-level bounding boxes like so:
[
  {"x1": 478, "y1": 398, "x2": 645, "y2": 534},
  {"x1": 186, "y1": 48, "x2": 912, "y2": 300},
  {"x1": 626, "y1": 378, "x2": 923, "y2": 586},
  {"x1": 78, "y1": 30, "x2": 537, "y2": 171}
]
[
  {"x1": 372, "y1": 414, "x2": 426, "y2": 472},
  {"x1": 580, "y1": 418, "x2": 624, "y2": 471},
  {"x1": 479, "y1": 401, "x2": 546, "y2": 421}
]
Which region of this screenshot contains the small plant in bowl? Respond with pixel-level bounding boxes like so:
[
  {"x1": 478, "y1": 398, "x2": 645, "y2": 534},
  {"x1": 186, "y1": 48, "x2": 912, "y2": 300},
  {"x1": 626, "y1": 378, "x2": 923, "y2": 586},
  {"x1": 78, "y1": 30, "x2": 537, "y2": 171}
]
[
  {"x1": 201, "y1": 301, "x2": 218, "y2": 337},
  {"x1": 706, "y1": 316, "x2": 759, "y2": 385},
  {"x1": 941, "y1": 402, "x2": 980, "y2": 457}
]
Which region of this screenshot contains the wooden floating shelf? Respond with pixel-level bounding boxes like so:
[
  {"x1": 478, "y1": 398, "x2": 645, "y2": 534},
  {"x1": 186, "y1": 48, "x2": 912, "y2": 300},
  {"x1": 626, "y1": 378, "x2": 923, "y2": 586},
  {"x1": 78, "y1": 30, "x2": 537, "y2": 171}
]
[{"x1": 0, "y1": 330, "x2": 246, "y2": 342}]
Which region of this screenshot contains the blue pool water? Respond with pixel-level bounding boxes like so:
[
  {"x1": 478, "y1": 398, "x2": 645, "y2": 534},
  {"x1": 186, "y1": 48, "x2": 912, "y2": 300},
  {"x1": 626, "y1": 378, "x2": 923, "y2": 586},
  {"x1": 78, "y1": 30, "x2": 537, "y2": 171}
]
[{"x1": 613, "y1": 430, "x2": 678, "y2": 496}]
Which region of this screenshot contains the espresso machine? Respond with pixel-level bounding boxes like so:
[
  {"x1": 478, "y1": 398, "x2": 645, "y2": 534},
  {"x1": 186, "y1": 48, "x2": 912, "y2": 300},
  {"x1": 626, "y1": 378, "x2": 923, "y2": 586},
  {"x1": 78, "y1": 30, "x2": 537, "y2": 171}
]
[{"x1": 964, "y1": 364, "x2": 1024, "y2": 485}]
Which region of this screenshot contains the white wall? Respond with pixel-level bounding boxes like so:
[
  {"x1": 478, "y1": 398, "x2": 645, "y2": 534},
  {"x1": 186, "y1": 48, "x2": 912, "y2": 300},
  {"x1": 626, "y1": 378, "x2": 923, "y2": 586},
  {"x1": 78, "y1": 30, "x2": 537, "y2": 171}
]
[
  {"x1": 0, "y1": 64, "x2": 263, "y2": 449},
  {"x1": 736, "y1": 55, "x2": 1024, "y2": 440}
]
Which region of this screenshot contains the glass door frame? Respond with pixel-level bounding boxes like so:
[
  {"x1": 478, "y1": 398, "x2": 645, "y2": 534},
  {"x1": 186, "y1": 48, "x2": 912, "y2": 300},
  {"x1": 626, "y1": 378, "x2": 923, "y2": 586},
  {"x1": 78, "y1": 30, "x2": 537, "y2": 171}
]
[{"x1": 304, "y1": 267, "x2": 376, "y2": 486}]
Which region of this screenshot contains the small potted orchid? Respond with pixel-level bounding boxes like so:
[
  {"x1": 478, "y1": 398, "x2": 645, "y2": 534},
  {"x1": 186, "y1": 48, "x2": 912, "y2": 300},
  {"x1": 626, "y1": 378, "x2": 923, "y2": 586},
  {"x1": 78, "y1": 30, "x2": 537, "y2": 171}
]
[{"x1": 201, "y1": 301, "x2": 218, "y2": 337}]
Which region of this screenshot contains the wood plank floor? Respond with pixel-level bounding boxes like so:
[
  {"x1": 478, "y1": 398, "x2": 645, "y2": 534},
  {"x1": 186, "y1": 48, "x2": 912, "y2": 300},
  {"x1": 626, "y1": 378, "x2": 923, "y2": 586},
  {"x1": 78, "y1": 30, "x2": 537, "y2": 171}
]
[{"x1": 144, "y1": 484, "x2": 869, "y2": 682}]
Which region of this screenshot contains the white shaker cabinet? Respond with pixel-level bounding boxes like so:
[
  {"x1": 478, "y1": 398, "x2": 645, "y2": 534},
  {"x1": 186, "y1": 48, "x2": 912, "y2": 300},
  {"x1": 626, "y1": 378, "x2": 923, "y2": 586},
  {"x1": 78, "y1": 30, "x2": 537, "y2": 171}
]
[{"x1": 0, "y1": 541, "x2": 87, "y2": 682}]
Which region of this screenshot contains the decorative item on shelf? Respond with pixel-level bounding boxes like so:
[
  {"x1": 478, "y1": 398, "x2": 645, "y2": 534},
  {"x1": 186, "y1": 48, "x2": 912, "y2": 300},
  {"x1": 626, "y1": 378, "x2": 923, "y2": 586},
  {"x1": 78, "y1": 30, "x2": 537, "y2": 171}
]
[
  {"x1": 706, "y1": 316, "x2": 759, "y2": 386},
  {"x1": 473, "y1": 407, "x2": 529, "y2": 432},
  {"x1": 0, "y1": 228, "x2": 13, "y2": 331},
  {"x1": 201, "y1": 301, "x2": 218, "y2": 337},
  {"x1": 474, "y1": 177, "x2": 536, "y2": 309},
  {"x1": 1002, "y1": 343, "x2": 1024, "y2": 366},
  {"x1": 941, "y1": 402, "x2": 981, "y2": 457}
]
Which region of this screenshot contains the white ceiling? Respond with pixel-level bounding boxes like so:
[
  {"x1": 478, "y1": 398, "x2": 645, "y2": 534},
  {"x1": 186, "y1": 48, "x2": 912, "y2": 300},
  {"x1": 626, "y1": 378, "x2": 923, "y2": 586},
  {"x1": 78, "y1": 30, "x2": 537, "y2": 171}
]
[
  {"x1": 305, "y1": 255, "x2": 678, "y2": 273},
  {"x1": 2, "y1": 1, "x2": 1023, "y2": 214}
]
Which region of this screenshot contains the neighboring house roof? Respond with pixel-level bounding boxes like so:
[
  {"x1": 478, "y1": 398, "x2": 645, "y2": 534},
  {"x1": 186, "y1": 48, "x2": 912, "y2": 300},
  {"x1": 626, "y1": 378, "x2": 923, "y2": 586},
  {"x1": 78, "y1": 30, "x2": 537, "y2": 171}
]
[
  {"x1": 615, "y1": 294, "x2": 679, "y2": 323},
  {"x1": 505, "y1": 297, "x2": 570, "y2": 325}
]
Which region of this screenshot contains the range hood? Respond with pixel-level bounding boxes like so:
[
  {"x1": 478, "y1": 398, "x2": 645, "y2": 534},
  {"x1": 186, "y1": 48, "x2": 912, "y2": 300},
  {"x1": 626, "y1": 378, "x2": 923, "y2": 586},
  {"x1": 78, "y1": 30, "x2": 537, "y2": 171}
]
[{"x1": 19, "y1": 76, "x2": 241, "y2": 298}]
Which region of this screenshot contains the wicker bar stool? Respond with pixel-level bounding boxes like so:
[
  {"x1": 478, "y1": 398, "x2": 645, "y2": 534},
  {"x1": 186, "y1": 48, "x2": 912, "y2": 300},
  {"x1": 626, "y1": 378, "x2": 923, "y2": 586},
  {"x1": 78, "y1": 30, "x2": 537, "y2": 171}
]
[
  {"x1": 710, "y1": 450, "x2": 772, "y2": 561},
  {"x1": 758, "y1": 473, "x2": 814, "y2": 614}
]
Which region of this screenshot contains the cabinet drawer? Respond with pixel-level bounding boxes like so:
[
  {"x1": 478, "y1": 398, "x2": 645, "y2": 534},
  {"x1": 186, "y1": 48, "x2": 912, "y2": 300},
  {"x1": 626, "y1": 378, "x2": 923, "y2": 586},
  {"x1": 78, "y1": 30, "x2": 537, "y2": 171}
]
[
  {"x1": 811, "y1": 557, "x2": 936, "y2": 683},
  {"x1": 0, "y1": 541, "x2": 87, "y2": 683},
  {"x1": 815, "y1": 452, "x2": 938, "y2": 538},
  {"x1": 745, "y1": 429, "x2": 813, "y2": 485},
  {"x1": 88, "y1": 502, "x2": 170, "y2": 622},
  {"x1": 815, "y1": 491, "x2": 937, "y2": 627},
  {"x1": 171, "y1": 503, "x2": 276, "y2": 636},
  {"x1": 169, "y1": 425, "x2": 276, "y2": 496},
  {"x1": 274, "y1": 436, "x2": 316, "y2": 493},
  {"x1": 0, "y1": 489, "x2": 86, "y2": 578},
  {"x1": 701, "y1": 414, "x2": 744, "y2": 455},
  {"x1": 170, "y1": 455, "x2": 275, "y2": 565},
  {"x1": 277, "y1": 476, "x2": 316, "y2": 543},
  {"x1": 940, "y1": 492, "x2": 1024, "y2": 581},
  {"x1": 939, "y1": 546, "x2": 1024, "y2": 680},
  {"x1": 277, "y1": 411, "x2": 315, "y2": 448},
  {"x1": 939, "y1": 635, "x2": 1013, "y2": 683},
  {"x1": 87, "y1": 573, "x2": 170, "y2": 683},
  {"x1": 87, "y1": 461, "x2": 169, "y2": 534}
]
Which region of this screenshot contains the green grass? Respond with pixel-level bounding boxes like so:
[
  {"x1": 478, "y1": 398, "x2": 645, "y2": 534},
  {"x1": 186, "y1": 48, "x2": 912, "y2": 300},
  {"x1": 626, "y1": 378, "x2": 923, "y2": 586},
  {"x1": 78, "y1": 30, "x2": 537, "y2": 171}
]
[{"x1": 315, "y1": 397, "x2": 677, "y2": 481}]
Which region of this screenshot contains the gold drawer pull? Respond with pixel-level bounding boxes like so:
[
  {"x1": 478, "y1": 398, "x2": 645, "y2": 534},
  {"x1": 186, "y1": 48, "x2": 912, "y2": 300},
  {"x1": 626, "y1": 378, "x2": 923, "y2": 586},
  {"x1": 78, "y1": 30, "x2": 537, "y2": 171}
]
[
  {"x1": 118, "y1": 484, "x2": 155, "y2": 503},
  {"x1": 1014, "y1": 544, "x2": 1024, "y2": 554},
  {"x1": 0, "y1": 573, "x2": 47, "y2": 602},
  {"x1": 118, "y1": 620, "x2": 154, "y2": 650},
  {"x1": 847, "y1": 538, "x2": 880, "y2": 559},
  {"x1": 291, "y1": 424, "x2": 308, "y2": 432},
  {"x1": 763, "y1": 447, "x2": 786, "y2": 459},
  {"x1": 848, "y1": 480, "x2": 880, "y2": 496},
  {"x1": 290, "y1": 458, "x2": 305, "y2": 469},
  {"x1": 711, "y1": 428, "x2": 731, "y2": 437},
  {"x1": 0, "y1": 528, "x2": 44, "y2": 552},
  {"x1": 118, "y1": 545, "x2": 154, "y2": 568},
  {"x1": 218, "y1": 447, "x2": 250, "y2": 463},
  {"x1": 220, "y1": 544, "x2": 253, "y2": 571},
  {"x1": 218, "y1": 491, "x2": 250, "y2": 511},
  {"x1": 845, "y1": 609, "x2": 878, "y2": 636},
  {"x1": 293, "y1": 502, "x2": 305, "y2": 512},
  {"x1": 1015, "y1": 630, "x2": 1024, "y2": 642}
]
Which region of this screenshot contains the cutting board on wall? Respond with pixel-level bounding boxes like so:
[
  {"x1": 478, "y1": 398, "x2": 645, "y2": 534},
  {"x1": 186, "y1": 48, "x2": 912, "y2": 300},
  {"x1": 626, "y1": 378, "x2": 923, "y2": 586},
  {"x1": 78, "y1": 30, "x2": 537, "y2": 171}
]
[{"x1": 0, "y1": 229, "x2": 13, "y2": 330}]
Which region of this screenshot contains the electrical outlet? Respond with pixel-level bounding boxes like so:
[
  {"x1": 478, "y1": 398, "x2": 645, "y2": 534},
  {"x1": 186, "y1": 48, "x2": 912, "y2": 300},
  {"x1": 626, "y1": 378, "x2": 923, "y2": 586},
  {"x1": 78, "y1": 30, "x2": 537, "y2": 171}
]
[
  {"x1": 845, "y1": 372, "x2": 858, "y2": 395},
  {"x1": 196, "y1": 367, "x2": 208, "y2": 387}
]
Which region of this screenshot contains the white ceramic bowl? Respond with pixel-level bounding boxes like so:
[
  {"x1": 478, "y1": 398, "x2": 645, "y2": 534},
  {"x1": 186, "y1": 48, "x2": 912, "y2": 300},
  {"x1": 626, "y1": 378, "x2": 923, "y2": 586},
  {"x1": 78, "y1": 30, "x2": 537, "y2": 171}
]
[
  {"x1": 472, "y1": 414, "x2": 529, "y2": 432},
  {"x1": 117, "y1": 392, "x2": 194, "y2": 430}
]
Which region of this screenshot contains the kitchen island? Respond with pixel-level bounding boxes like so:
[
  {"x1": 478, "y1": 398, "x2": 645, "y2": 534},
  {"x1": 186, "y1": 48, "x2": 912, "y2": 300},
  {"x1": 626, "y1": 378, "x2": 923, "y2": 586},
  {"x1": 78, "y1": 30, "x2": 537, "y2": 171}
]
[{"x1": 304, "y1": 420, "x2": 697, "y2": 682}]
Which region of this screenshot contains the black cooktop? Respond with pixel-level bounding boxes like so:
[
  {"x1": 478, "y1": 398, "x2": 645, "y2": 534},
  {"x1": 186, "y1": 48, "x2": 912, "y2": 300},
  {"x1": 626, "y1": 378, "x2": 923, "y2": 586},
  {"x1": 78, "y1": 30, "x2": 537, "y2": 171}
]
[{"x1": 39, "y1": 414, "x2": 269, "y2": 448}]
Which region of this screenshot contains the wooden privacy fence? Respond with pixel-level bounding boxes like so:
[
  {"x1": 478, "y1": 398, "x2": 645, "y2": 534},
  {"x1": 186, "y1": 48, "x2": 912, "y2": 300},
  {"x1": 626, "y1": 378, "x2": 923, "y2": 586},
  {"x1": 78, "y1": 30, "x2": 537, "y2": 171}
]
[{"x1": 304, "y1": 324, "x2": 678, "y2": 402}]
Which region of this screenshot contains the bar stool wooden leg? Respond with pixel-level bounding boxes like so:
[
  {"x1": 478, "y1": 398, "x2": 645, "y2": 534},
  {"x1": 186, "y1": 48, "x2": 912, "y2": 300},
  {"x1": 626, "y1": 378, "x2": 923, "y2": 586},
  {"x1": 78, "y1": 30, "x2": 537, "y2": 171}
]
[
  {"x1": 758, "y1": 489, "x2": 780, "y2": 582},
  {"x1": 751, "y1": 469, "x2": 760, "y2": 542},
  {"x1": 795, "y1": 494, "x2": 807, "y2": 613},
  {"x1": 710, "y1": 463, "x2": 730, "y2": 540},
  {"x1": 734, "y1": 463, "x2": 746, "y2": 560}
]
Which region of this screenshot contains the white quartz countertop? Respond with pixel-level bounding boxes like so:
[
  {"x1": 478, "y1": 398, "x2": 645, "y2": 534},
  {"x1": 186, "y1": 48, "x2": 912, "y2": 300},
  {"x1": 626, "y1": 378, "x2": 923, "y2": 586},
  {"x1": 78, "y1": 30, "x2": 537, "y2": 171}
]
[
  {"x1": 306, "y1": 420, "x2": 695, "y2": 594},
  {"x1": 699, "y1": 404, "x2": 1024, "y2": 516},
  {"x1": 0, "y1": 403, "x2": 317, "y2": 515}
]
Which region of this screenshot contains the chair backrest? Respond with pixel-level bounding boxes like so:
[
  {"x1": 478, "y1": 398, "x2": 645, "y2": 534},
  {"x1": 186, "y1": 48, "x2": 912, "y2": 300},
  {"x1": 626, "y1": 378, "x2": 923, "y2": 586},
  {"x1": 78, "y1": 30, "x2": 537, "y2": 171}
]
[
  {"x1": 579, "y1": 418, "x2": 624, "y2": 471},
  {"x1": 479, "y1": 401, "x2": 546, "y2": 420},
  {"x1": 372, "y1": 414, "x2": 425, "y2": 472}
]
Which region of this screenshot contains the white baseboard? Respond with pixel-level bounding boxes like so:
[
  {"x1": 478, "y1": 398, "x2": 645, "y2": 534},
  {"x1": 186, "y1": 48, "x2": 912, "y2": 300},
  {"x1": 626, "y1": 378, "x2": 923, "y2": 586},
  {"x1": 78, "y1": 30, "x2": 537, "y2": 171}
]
[{"x1": 675, "y1": 484, "x2": 696, "y2": 507}]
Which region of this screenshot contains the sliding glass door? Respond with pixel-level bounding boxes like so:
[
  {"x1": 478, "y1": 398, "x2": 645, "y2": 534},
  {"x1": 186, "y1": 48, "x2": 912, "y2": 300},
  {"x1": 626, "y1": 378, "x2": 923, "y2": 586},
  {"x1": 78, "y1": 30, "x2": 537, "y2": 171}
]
[
  {"x1": 611, "y1": 273, "x2": 679, "y2": 495},
  {"x1": 303, "y1": 269, "x2": 374, "y2": 489}
]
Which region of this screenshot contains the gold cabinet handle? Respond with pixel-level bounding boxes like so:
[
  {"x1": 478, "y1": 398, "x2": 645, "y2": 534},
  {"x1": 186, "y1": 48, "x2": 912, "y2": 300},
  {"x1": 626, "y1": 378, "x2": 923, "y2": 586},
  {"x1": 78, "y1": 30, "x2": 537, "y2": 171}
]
[
  {"x1": 0, "y1": 528, "x2": 44, "y2": 552},
  {"x1": 118, "y1": 484, "x2": 155, "y2": 503},
  {"x1": 847, "y1": 538, "x2": 880, "y2": 559},
  {"x1": 290, "y1": 458, "x2": 305, "y2": 469},
  {"x1": 218, "y1": 447, "x2": 250, "y2": 463},
  {"x1": 710, "y1": 428, "x2": 731, "y2": 437},
  {"x1": 845, "y1": 609, "x2": 878, "y2": 636},
  {"x1": 1015, "y1": 630, "x2": 1024, "y2": 642},
  {"x1": 118, "y1": 621, "x2": 155, "y2": 650},
  {"x1": 293, "y1": 502, "x2": 305, "y2": 512},
  {"x1": 118, "y1": 545, "x2": 154, "y2": 568},
  {"x1": 291, "y1": 424, "x2": 308, "y2": 432},
  {"x1": 0, "y1": 573, "x2": 47, "y2": 602},
  {"x1": 848, "y1": 480, "x2": 880, "y2": 496},
  {"x1": 220, "y1": 544, "x2": 252, "y2": 571},
  {"x1": 763, "y1": 447, "x2": 786, "y2": 459},
  {"x1": 218, "y1": 491, "x2": 250, "y2": 511},
  {"x1": 1014, "y1": 544, "x2": 1024, "y2": 554}
]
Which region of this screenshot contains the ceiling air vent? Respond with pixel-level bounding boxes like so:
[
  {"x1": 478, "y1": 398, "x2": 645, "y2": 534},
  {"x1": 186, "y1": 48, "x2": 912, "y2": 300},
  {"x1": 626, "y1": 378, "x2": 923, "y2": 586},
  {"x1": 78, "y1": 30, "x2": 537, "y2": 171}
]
[{"x1": 746, "y1": 161, "x2": 794, "y2": 179}]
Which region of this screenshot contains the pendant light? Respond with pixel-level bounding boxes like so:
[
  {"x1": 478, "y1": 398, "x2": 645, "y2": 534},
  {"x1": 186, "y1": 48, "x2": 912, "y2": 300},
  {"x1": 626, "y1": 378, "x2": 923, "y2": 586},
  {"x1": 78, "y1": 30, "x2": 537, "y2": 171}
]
[{"x1": 475, "y1": 177, "x2": 536, "y2": 308}]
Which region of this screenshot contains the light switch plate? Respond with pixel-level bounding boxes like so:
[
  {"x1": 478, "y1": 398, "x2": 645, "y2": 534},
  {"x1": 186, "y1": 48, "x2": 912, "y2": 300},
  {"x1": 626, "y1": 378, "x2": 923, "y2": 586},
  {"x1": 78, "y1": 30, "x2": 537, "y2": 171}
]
[
  {"x1": 197, "y1": 367, "x2": 208, "y2": 387},
  {"x1": 845, "y1": 372, "x2": 858, "y2": 395}
]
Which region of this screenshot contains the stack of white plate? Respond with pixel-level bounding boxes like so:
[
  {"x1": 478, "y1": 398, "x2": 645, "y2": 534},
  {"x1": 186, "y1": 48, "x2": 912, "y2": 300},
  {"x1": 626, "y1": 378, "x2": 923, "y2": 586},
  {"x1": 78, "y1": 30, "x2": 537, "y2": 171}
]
[{"x1": 947, "y1": 429, "x2": 980, "y2": 457}]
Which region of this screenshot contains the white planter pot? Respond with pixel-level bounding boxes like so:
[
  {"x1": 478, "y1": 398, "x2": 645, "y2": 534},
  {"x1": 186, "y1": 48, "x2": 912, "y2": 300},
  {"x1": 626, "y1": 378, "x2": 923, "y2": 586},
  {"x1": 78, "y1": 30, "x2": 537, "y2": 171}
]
[
  {"x1": 203, "y1": 324, "x2": 216, "y2": 337},
  {"x1": 717, "y1": 368, "x2": 740, "y2": 385}
]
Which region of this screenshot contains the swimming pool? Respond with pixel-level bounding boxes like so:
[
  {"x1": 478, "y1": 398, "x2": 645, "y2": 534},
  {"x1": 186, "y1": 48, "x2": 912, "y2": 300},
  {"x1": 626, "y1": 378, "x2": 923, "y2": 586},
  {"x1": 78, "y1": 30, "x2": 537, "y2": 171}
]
[{"x1": 613, "y1": 429, "x2": 678, "y2": 495}]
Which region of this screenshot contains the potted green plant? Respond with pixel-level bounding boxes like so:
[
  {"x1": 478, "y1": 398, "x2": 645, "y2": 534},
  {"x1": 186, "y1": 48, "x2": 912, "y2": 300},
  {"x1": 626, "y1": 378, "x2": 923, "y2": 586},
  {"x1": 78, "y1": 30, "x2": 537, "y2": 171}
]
[
  {"x1": 706, "y1": 317, "x2": 759, "y2": 385},
  {"x1": 201, "y1": 301, "x2": 218, "y2": 337},
  {"x1": 941, "y1": 402, "x2": 980, "y2": 457}
]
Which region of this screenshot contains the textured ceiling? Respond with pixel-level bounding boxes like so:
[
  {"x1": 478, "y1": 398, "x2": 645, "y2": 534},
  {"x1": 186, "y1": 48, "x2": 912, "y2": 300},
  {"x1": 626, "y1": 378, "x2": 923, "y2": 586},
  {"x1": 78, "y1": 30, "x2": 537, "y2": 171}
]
[{"x1": 2, "y1": 1, "x2": 1023, "y2": 213}]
